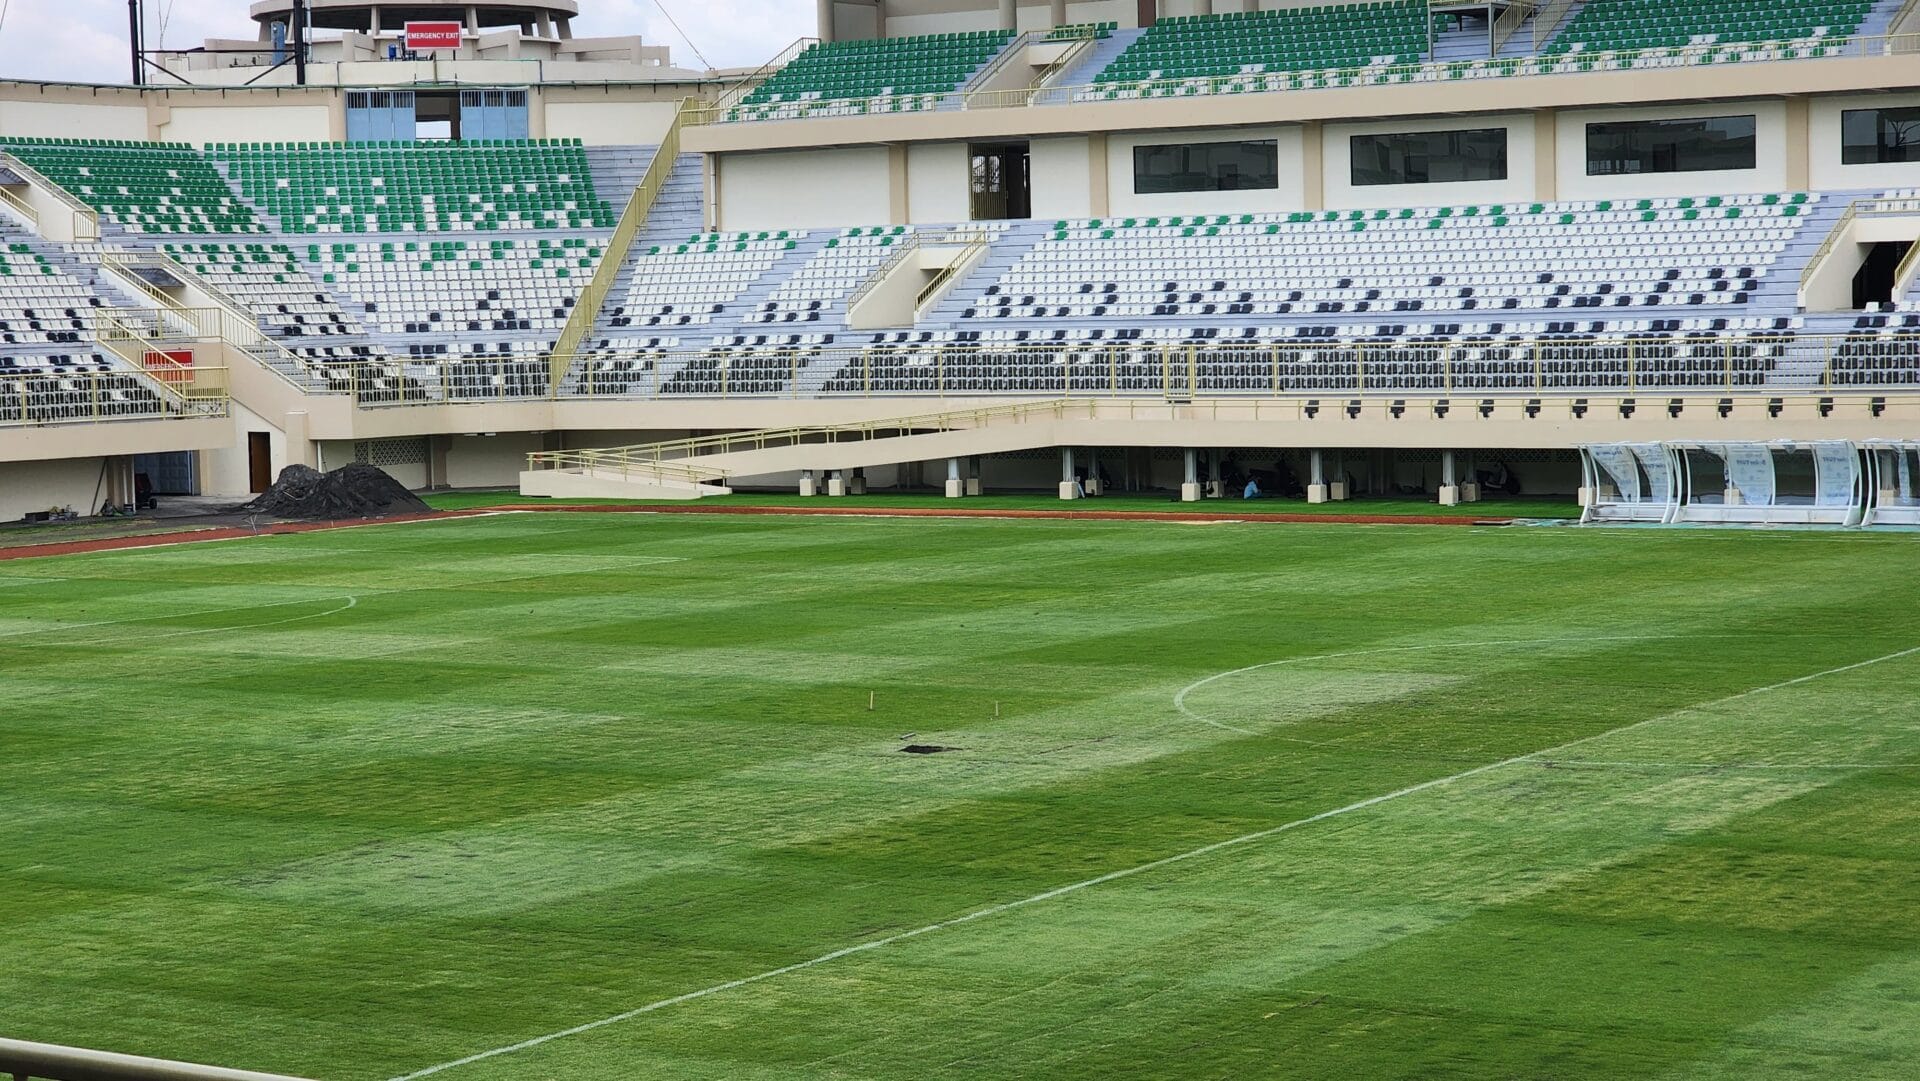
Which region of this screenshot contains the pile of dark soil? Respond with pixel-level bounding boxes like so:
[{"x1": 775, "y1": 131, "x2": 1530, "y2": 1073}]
[{"x1": 234, "y1": 463, "x2": 431, "y2": 520}]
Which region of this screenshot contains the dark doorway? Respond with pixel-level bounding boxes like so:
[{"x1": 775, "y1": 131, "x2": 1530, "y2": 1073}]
[
  {"x1": 1853, "y1": 241, "x2": 1912, "y2": 309},
  {"x1": 1137, "y1": 0, "x2": 1158, "y2": 28},
  {"x1": 247, "y1": 432, "x2": 273, "y2": 494},
  {"x1": 970, "y1": 143, "x2": 1031, "y2": 221}
]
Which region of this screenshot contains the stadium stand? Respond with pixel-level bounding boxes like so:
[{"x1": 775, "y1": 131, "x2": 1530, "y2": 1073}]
[
  {"x1": 160, "y1": 241, "x2": 366, "y2": 342},
  {"x1": 0, "y1": 138, "x2": 261, "y2": 235},
  {"x1": 1546, "y1": 0, "x2": 1877, "y2": 56},
  {"x1": 308, "y1": 237, "x2": 599, "y2": 340},
  {"x1": 1093, "y1": 2, "x2": 1426, "y2": 85},
  {"x1": 727, "y1": 29, "x2": 1017, "y2": 120},
  {"x1": 211, "y1": 140, "x2": 615, "y2": 233}
]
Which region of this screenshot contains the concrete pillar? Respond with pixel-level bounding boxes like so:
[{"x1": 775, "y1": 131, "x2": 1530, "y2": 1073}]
[
  {"x1": 1330, "y1": 450, "x2": 1348, "y2": 501},
  {"x1": 1307, "y1": 449, "x2": 1329, "y2": 504},
  {"x1": 1439, "y1": 450, "x2": 1461, "y2": 506},
  {"x1": 827, "y1": 470, "x2": 847, "y2": 497},
  {"x1": 999, "y1": 0, "x2": 1017, "y2": 32},
  {"x1": 557, "y1": 16, "x2": 572, "y2": 40},
  {"x1": 1181, "y1": 448, "x2": 1201, "y2": 503},
  {"x1": 874, "y1": 0, "x2": 888, "y2": 39},
  {"x1": 1725, "y1": 486, "x2": 1744, "y2": 506},
  {"x1": 1461, "y1": 451, "x2": 1481, "y2": 502},
  {"x1": 1086, "y1": 448, "x2": 1103, "y2": 496},
  {"x1": 368, "y1": 6, "x2": 381, "y2": 34},
  {"x1": 536, "y1": 10, "x2": 553, "y2": 37},
  {"x1": 1051, "y1": 0, "x2": 1068, "y2": 26},
  {"x1": 850, "y1": 468, "x2": 868, "y2": 495},
  {"x1": 945, "y1": 457, "x2": 964, "y2": 498},
  {"x1": 818, "y1": 0, "x2": 835, "y2": 42},
  {"x1": 967, "y1": 455, "x2": 983, "y2": 496},
  {"x1": 1060, "y1": 447, "x2": 1080, "y2": 500},
  {"x1": 1207, "y1": 449, "x2": 1225, "y2": 499},
  {"x1": 466, "y1": 6, "x2": 480, "y2": 33},
  {"x1": 800, "y1": 469, "x2": 818, "y2": 497},
  {"x1": 1198, "y1": 0, "x2": 1214, "y2": 14}
]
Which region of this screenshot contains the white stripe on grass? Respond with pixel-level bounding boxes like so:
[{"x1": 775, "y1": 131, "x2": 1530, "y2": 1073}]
[{"x1": 387, "y1": 641, "x2": 1920, "y2": 1081}]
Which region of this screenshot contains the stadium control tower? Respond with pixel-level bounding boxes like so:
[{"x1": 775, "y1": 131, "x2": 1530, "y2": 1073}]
[{"x1": 152, "y1": 0, "x2": 705, "y2": 84}]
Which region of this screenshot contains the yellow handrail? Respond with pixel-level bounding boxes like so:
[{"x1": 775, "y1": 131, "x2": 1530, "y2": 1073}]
[
  {"x1": 0, "y1": 152, "x2": 99, "y2": 240},
  {"x1": 0, "y1": 183, "x2": 40, "y2": 230},
  {"x1": 530, "y1": 398, "x2": 1077, "y2": 469},
  {"x1": 548, "y1": 97, "x2": 695, "y2": 391}
]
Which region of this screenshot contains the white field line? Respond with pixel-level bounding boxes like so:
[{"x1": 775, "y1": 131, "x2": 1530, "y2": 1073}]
[{"x1": 387, "y1": 641, "x2": 1920, "y2": 1081}]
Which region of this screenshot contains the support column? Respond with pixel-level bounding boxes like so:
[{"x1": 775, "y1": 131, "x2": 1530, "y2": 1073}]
[
  {"x1": 946, "y1": 457, "x2": 964, "y2": 498},
  {"x1": 1059, "y1": 447, "x2": 1080, "y2": 500},
  {"x1": 1207, "y1": 449, "x2": 1225, "y2": 499},
  {"x1": 1330, "y1": 450, "x2": 1348, "y2": 500},
  {"x1": 1051, "y1": 0, "x2": 1068, "y2": 26},
  {"x1": 1307, "y1": 449, "x2": 1329, "y2": 503},
  {"x1": 368, "y1": 6, "x2": 381, "y2": 35},
  {"x1": 800, "y1": 468, "x2": 818, "y2": 497},
  {"x1": 818, "y1": 0, "x2": 835, "y2": 42},
  {"x1": 557, "y1": 16, "x2": 572, "y2": 39},
  {"x1": 1086, "y1": 448, "x2": 1102, "y2": 496},
  {"x1": 850, "y1": 467, "x2": 868, "y2": 495},
  {"x1": 999, "y1": 0, "x2": 1017, "y2": 32},
  {"x1": 967, "y1": 455, "x2": 983, "y2": 496},
  {"x1": 1181, "y1": 448, "x2": 1201, "y2": 502},
  {"x1": 874, "y1": 0, "x2": 888, "y2": 39},
  {"x1": 1461, "y1": 451, "x2": 1481, "y2": 502},
  {"x1": 1439, "y1": 450, "x2": 1461, "y2": 506},
  {"x1": 466, "y1": 6, "x2": 480, "y2": 33},
  {"x1": 827, "y1": 469, "x2": 847, "y2": 497},
  {"x1": 536, "y1": 10, "x2": 552, "y2": 37}
]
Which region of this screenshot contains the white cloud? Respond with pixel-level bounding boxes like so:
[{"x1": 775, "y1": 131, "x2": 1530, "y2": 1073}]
[{"x1": 0, "y1": 0, "x2": 813, "y2": 84}]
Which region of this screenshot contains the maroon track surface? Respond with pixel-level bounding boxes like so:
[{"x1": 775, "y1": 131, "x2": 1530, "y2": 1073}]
[{"x1": 0, "y1": 504, "x2": 1507, "y2": 562}]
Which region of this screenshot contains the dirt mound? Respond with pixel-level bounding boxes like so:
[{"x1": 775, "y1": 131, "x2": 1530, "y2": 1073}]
[{"x1": 234, "y1": 463, "x2": 431, "y2": 520}]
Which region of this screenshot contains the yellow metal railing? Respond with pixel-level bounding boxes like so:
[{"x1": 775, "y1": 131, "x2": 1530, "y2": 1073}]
[
  {"x1": 0, "y1": 183, "x2": 39, "y2": 230},
  {"x1": 1532, "y1": 0, "x2": 1578, "y2": 49},
  {"x1": 1490, "y1": 1, "x2": 1536, "y2": 54},
  {"x1": 0, "y1": 152, "x2": 99, "y2": 240},
  {"x1": 97, "y1": 251, "x2": 321, "y2": 392},
  {"x1": 528, "y1": 398, "x2": 1080, "y2": 472},
  {"x1": 547, "y1": 97, "x2": 695, "y2": 390}
]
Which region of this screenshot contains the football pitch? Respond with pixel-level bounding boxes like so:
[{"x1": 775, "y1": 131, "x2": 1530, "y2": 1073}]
[{"x1": 2, "y1": 511, "x2": 1917, "y2": 1080}]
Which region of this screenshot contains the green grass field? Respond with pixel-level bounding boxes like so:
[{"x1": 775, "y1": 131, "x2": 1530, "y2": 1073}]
[{"x1": 2, "y1": 512, "x2": 1917, "y2": 1080}]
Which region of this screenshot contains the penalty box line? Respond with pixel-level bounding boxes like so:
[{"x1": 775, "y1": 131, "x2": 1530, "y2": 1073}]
[{"x1": 387, "y1": 641, "x2": 1920, "y2": 1081}]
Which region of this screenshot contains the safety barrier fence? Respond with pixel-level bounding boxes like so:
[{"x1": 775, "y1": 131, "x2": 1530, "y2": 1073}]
[{"x1": 0, "y1": 152, "x2": 100, "y2": 240}]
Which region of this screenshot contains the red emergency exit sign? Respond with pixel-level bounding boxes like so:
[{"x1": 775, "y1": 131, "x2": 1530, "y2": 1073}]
[{"x1": 405, "y1": 21, "x2": 463, "y2": 50}]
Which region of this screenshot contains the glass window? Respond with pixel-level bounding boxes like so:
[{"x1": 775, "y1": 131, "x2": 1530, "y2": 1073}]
[
  {"x1": 1350, "y1": 128, "x2": 1508, "y2": 186},
  {"x1": 1133, "y1": 140, "x2": 1279, "y2": 194},
  {"x1": 1586, "y1": 116, "x2": 1757, "y2": 176},
  {"x1": 1842, "y1": 107, "x2": 1920, "y2": 165}
]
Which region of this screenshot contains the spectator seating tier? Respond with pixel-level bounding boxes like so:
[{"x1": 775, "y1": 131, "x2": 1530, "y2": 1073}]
[
  {"x1": 1547, "y1": 0, "x2": 1876, "y2": 55},
  {"x1": 730, "y1": 30, "x2": 1016, "y2": 120},
  {"x1": 0, "y1": 138, "x2": 261, "y2": 235},
  {"x1": 212, "y1": 139, "x2": 615, "y2": 234},
  {"x1": 1094, "y1": 2, "x2": 1427, "y2": 86}
]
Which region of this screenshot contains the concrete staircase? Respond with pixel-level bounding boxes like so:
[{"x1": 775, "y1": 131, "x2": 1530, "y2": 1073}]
[
  {"x1": 581, "y1": 144, "x2": 662, "y2": 207},
  {"x1": 1049, "y1": 28, "x2": 1144, "y2": 86}
]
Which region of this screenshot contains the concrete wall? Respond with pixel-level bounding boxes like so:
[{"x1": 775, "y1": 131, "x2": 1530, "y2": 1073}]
[
  {"x1": 446, "y1": 432, "x2": 546, "y2": 488},
  {"x1": 719, "y1": 146, "x2": 893, "y2": 231},
  {"x1": 202, "y1": 404, "x2": 286, "y2": 498},
  {"x1": 0, "y1": 98, "x2": 148, "y2": 141},
  {"x1": 1031, "y1": 135, "x2": 1097, "y2": 219},
  {"x1": 907, "y1": 142, "x2": 973, "y2": 224},
  {"x1": 1324, "y1": 113, "x2": 1536, "y2": 210},
  {"x1": 159, "y1": 104, "x2": 334, "y2": 147},
  {"x1": 1809, "y1": 91, "x2": 1920, "y2": 194},
  {"x1": 544, "y1": 99, "x2": 681, "y2": 146},
  {"x1": 0, "y1": 456, "x2": 110, "y2": 523}
]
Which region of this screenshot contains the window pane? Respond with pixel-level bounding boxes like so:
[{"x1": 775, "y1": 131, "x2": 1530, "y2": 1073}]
[
  {"x1": 1133, "y1": 140, "x2": 1279, "y2": 194},
  {"x1": 1350, "y1": 128, "x2": 1508, "y2": 186},
  {"x1": 1585, "y1": 116, "x2": 1756, "y2": 176},
  {"x1": 1842, "y1": 107, "x2": 1920, "y2": 165}
]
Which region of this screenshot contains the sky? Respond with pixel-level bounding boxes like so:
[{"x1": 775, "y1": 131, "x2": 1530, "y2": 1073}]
[{"x1": 0, "y1": 0, "x2": 816, "y2": 83}]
